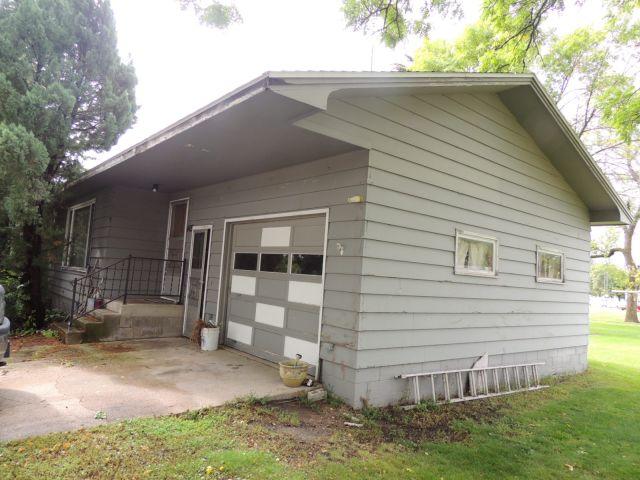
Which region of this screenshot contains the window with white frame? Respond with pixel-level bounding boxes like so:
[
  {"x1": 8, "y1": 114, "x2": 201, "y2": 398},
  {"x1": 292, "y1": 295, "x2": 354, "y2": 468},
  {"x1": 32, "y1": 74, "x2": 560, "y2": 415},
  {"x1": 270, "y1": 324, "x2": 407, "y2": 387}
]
[
  {"x1": 455, "y1": 230, "x2": 498, "y2": 276},
  {"x1": 63, "y1": 200, "x2": 94, "y2": 268},
  {"x1": 537, "y1": 247, "x2": 564, "y2": 283}
]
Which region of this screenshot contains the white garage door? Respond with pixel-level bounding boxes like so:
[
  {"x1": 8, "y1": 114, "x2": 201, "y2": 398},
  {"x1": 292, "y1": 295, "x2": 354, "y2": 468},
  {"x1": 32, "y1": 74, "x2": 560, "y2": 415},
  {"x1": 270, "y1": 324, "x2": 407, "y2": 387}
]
[{"x1": 223, "y1": 215, "x2": 325, "y2": 370}]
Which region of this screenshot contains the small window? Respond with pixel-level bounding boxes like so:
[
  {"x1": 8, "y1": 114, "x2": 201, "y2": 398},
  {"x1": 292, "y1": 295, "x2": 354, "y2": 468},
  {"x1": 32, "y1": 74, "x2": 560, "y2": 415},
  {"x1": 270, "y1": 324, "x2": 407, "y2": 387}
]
[
  {"x1": 191, "y1": 231, "x2": 206, "y2": 269},
  {"x1": 169, "y1": 202, "x2": 188, "y2": 238},
  {"x1": 64, "y1": 200, "x2": 95, "y2": 268},
  {"x1": 537, "y1": 247, "x2": 564, "y2": 283},
  {"x1": 291, "y1": 254, "x2": 323, "y2": 275},
  {"x1": 260, "y1": 253, "x2": 289, "y2": 273},
  {"x1": 234, "y1": 253, "x2": 258, "y2": 271},
  {"x1": 455, "y1": 230, "x2": 498, "y2": 277}
]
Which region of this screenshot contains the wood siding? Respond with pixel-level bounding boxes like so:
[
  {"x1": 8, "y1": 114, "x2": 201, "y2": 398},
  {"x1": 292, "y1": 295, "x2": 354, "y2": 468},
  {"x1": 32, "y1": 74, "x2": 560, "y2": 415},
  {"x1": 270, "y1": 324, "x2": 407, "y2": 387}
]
[
  {"x1": 48, "y1": 186, "x2": 170, "y2": 311},
  {"x1": 171, "y1": 150, "x2": 368, "y2": 398},
  {"x1": 300, "y1": 92, "x2": 590, "y2": 405}
]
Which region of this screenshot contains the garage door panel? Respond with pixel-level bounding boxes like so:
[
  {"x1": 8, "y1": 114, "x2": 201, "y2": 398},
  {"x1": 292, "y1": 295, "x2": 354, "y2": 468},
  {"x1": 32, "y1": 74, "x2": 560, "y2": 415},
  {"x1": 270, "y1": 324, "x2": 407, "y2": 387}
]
[
  {"x1": 287, "y1": 309, "x2": 319, "y2": 337},
  {"x1": 230, "y1": 275, "x2": 256, "y2": 296},
  {"x1": 293, "y1": 225, "x2": 325, "y2": 247},
  {"x1": 253, "y1": 329, "x2": 285, "y2": 357},
  {"x1": 256, "y1": 277, "x2": 288, "y2": 301},
  {"x1": 229, "y1": 298, "x2": 256, "y2": 321},
  {"x1": 233, "y1": 225, "x2": 261, "y2": 247}
]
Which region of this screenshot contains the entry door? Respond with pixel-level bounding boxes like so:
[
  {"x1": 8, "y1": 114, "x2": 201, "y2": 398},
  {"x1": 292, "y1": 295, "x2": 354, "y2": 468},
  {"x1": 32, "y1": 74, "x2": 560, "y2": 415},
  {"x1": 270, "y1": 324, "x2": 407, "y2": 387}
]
[
  {"x1": 162, "y1": 199, "x2": 188, "y2": 298},
  {"x1": 223, "y1": 215, "x2": 326, "y2": 372},
  {"x1": 183, "y1": 226, "x2": 211, "y2": 337}
]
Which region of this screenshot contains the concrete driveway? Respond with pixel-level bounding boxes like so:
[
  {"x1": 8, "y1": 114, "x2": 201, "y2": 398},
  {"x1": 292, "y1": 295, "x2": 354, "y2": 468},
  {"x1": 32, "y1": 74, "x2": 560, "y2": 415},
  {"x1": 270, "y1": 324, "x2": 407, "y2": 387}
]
[{"x1": 0, "y1": 338, "x2": 308, "y2": 442}]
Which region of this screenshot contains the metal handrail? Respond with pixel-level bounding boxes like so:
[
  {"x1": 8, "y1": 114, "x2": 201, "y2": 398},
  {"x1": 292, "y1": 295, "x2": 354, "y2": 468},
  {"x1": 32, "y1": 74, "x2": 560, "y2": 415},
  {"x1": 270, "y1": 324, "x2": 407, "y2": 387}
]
[{"x1": 68, "y1": 255, "x2": 186, "y2": 328}]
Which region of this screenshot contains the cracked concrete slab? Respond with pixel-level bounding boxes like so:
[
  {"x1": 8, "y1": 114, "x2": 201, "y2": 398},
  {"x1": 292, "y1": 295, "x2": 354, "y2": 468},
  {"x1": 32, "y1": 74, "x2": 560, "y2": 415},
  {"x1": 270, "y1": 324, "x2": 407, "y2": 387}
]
[{"x1": 0, "y1": 338, "x2": 308, "y2": 442}]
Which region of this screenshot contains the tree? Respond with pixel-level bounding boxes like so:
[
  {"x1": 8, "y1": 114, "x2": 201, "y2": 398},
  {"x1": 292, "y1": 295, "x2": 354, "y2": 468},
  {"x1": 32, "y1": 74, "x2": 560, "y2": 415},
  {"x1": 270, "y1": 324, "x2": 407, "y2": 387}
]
[
  {"x1": 178, "y1": 0, "x2": 241, "y2": 28},
  {"x1": 0, "y1": 0, "x2": 137, "y2": 328},
  {"x1": 590, "y1": 263, "x2": 629, "y2": 297}
]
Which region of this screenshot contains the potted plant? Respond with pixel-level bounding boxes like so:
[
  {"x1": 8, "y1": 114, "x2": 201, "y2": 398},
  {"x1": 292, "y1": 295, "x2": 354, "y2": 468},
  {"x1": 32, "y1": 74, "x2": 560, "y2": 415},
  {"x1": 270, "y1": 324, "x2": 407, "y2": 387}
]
[
  {"x1": 278, "y1": 354, "x2": 309, "y2": 387},
  {"x1": 200, "y1": 320, "x2": 219, "y2": 351}
]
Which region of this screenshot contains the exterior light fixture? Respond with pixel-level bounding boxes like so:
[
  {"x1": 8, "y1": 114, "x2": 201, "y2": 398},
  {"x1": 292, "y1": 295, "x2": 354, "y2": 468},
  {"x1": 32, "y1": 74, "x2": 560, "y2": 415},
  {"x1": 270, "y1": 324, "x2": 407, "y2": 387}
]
[{"x1": 152, "y1": 184, "x2": 159, "y2": 192}]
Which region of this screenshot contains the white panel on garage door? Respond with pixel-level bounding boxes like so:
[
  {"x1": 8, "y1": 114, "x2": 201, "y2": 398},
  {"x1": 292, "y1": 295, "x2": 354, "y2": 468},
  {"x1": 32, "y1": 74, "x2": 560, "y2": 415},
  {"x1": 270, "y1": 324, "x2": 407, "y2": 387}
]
[
  {"x1": 255, "y1": 303, "x2": 285, "y2": 328},
  {"x1": 288, "y1": 281, "x2": 323, "y2": 306},
  {"x1": 260, "y1": 226, "x2": 291, "y2": 247},
  {"x1": 284, "y1": 336, "x2": 319, "y2": 366},
  {"x1": 231, "y1": 275, "x2": 256, "y2": 295},
  {"x1": 227, "y1": 321, "x2": 253, "y2": 345}
]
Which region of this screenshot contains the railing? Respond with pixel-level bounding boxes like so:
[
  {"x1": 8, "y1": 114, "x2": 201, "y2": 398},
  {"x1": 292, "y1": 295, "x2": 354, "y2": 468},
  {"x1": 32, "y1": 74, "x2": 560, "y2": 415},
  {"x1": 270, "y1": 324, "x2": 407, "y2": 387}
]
[{"x1": 68, "y1": 255, "x2": 186, "y2": 326}]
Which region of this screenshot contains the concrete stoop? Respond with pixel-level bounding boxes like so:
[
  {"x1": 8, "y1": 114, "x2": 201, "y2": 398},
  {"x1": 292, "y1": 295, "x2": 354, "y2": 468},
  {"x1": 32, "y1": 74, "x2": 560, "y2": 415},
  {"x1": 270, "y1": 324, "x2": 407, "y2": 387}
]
[{"x1": 54, "y1": 300, "x2": 184, "y2": 344}]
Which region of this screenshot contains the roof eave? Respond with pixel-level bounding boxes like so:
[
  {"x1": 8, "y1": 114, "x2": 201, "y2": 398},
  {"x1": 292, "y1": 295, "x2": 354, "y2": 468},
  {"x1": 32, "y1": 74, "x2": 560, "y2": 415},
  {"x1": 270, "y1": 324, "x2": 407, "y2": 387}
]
[{"x1": 69, "y1": 73, "x2": 270, "y2": 189}]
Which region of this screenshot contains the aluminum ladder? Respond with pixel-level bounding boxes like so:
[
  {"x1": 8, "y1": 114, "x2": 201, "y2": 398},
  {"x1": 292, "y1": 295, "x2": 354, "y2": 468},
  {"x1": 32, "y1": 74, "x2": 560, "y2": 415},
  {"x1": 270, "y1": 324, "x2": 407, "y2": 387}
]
[{"x1": 398, "y1": 362, "x2": 547, "y2": 407}]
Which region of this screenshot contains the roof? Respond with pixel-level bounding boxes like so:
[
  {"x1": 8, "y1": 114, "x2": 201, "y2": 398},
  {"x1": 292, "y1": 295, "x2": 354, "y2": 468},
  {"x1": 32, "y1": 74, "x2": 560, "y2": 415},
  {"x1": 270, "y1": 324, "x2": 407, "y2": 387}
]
[{"x1": 70, "y1": 71, "x2": 631, "y2": 225}]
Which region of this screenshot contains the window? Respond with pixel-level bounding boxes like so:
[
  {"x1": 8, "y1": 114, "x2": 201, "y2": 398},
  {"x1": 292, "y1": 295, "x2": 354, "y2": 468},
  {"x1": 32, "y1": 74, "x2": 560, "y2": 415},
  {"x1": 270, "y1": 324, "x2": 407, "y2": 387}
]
[
  {"x1": 260, "y1": 253, "x2": 289, "y2": 273},
  {"x1": 191, "y1": 231, "x2": 206, "y2": 269},
  {"x1": 291, "y1": 254, "x2": 323, "y2": 275},
  {"x1": 455, "y1": 230, "x2": 498, "y2": 277},
  {"x1": 234, "y1": 253, "x2": 258, "y2": 271},
  {"x1": 64, "y1": 200, "x2": 94, "y2": 268},
  {"x1": 169, "y1": 202, "x2": 187, "y2": 238},
  {"x1": 537, "y1": 247, "x2": 564, "y2": 283}
]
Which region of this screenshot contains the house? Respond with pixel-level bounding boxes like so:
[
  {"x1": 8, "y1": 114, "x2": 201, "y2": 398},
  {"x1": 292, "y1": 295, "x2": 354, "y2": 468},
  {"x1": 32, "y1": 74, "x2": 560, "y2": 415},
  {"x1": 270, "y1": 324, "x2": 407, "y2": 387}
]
[{"x1": 48, "y1": 72, "x2": 630, "y2": 407}]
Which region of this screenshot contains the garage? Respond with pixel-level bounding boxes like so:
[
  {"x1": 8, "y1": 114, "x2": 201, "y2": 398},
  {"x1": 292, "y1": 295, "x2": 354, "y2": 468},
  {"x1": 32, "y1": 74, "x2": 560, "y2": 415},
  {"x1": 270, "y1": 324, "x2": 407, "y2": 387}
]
[{"x1": 220, "y1": 212, "x2": 327, "y2": 372}]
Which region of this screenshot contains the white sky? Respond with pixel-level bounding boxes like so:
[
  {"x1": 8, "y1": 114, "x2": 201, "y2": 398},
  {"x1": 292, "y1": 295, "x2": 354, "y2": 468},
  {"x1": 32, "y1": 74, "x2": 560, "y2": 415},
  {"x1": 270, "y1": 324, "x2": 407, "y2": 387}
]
[{"x1": 92, "y1": 0, "x2": 626, "y2": 264}]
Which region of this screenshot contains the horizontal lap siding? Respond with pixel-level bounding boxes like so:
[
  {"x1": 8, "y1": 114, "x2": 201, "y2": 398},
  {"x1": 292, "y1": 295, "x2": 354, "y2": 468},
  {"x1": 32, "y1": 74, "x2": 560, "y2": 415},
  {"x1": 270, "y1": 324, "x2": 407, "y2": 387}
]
[
  {"x1": 320, "y1": 93, "x2": 590, "y2": 374},
  {"x1": 47, "y1": 189, "x2": 111, "y2": 312},
  {"x1": 47, "y1": 187, "x2": 169, "y2": 313},
  {"x1": 101, "y1": 186, "x2": 169, "y2": 260},
  {"x1": 171, "y1": 150, "x2": 368, "y2": 376}
]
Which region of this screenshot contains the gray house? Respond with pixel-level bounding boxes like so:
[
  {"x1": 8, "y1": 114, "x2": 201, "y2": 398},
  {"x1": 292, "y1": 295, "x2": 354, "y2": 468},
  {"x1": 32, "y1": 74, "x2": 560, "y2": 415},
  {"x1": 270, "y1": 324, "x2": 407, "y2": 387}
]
[{"x1": 48, "y1": 72, "x2": 629, "y2": 407}]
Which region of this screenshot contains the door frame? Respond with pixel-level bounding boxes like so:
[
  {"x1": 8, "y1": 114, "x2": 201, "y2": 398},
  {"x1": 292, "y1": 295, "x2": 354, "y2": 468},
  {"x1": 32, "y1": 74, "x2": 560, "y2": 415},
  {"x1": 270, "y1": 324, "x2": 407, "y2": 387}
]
[
  {"x1": 182, "y1": 224, "x2": 213, "y2": 336},
  {"x1": 161, "y1": 197, "x2": 190, "y2": 299},
  {"x1": 215, "y1": 209, "x2": 329, "y2": 379}
]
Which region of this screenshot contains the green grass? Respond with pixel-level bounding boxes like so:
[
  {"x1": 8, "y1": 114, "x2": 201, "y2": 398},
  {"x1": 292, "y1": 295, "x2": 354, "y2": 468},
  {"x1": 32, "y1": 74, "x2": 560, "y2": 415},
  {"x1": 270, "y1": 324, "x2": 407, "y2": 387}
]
[{"x1": 2, "y1": 311, "x2": 639, "y2": 479}]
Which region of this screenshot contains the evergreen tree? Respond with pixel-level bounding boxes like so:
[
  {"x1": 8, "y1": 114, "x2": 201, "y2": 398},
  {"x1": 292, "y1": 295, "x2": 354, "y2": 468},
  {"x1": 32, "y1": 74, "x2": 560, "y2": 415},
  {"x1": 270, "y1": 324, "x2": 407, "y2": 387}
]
[{"x1": 0, "y1": 0, "x2": 137, "y2": 327}]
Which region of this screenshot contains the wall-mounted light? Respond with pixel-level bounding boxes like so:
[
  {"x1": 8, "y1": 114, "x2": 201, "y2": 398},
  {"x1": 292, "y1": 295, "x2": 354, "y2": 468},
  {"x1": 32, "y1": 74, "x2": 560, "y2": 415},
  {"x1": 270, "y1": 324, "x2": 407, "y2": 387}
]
[
  {"x1": 152, "y1": 184, "x2": 159, "y2": 193},
  {"x1": 347, "y1": 194, "x2": 364, "y2": 204}
]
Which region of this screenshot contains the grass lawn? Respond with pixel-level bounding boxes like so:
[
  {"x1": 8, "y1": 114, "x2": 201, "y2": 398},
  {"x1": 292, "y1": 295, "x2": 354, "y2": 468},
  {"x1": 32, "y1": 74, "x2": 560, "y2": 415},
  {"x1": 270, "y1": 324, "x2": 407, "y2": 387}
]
[{"x1": 2, "y1": 310, "x2": 639, "y2": 479}]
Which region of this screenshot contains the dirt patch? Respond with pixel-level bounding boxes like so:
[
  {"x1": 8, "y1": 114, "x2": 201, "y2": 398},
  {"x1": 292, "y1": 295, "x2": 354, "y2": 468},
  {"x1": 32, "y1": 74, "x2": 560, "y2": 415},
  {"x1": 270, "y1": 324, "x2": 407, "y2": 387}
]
[
  {"x1": 93, "y1": 342, "x2": 137, "y2": 353},
  {"x1": 10, "y1": 334, "x2": 61, "y2": 352},
  {"x1": 32, "y1": 344, "x2": 87, "y2": 361},
  {"x1": 219, "y1": 395, "x2": 507, "y2": 466},
  {"x1": 359, "y1": 400, "x2": 504, "y2": 445}
]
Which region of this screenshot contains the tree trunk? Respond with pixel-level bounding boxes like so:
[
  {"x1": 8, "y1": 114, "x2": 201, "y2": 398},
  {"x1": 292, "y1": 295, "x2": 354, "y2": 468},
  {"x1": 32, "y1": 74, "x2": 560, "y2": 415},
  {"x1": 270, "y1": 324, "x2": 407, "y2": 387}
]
[
  {"x1": 21, "y1": 223, "x2": 46, "y2": 328},
  {"x1": 622, "y1": 223, "x2": 639, "y2": 323}
]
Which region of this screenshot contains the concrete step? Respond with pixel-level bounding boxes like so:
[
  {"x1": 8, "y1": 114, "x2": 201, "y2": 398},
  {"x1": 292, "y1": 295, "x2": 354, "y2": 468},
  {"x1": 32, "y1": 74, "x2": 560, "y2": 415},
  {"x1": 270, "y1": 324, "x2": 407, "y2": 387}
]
[
  {"x1": 105, "y1": 300, "x2": 123, "y2": 314},
  {"x1": 52, "y1": 321, "x2": 85, "y2": 345}
]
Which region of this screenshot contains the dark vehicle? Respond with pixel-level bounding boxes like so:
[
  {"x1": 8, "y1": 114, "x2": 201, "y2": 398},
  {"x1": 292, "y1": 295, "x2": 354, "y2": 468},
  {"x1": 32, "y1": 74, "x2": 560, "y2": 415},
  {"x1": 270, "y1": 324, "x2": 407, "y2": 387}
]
[{"x1": 0, "y1": 285, "x2": 9, "y2": 365}]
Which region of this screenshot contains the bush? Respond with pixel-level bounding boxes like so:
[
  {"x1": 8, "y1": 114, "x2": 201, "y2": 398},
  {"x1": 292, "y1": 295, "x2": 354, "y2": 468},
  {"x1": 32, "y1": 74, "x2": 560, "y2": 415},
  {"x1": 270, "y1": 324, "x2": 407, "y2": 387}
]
[{"x1": 0, "y1": 268, "x2": 34, "y2": 331}]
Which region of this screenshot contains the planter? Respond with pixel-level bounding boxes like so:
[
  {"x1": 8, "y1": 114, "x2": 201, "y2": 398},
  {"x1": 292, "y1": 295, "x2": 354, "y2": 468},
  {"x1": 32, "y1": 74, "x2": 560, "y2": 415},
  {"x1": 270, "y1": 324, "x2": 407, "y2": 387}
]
[
  {"x1": 201, "y1": 327, "x2": 220, "y2": 351},
  {"x1": 278, "y1": 359, "x2": 310, "y2": 387}
]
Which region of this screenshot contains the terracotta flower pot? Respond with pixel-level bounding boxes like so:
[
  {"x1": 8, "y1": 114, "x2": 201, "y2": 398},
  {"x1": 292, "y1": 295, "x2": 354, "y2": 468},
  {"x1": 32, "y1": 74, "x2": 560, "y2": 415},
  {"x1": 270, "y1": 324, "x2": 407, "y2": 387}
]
[{"x1": 278, "y1": 359, "x2": 310, "y2": 387}]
